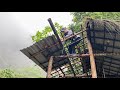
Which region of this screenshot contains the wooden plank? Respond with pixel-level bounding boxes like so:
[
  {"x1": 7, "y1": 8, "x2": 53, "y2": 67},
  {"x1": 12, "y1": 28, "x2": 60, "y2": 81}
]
[
  {"x1": 32, "y1": 44, "x2": 47, "y2": 63},
  {"x1": 21, "y1": 48, "x2": 42, "y2": 67},
  {"x1": 20, "y1": 49, "x2": 31, "y2": 58},
  {"x1": 37, "y1": 39, "x2": 49, "y2": 56},
  {"x1": 51, "y1": 35, "x2": 61, "y2": 49},
  {"x1": 44, "y1": 36, "x2": 57, "y2": 54},
  {"x1": 24, "y1": 47, "x2": 46, "y2": 70}
]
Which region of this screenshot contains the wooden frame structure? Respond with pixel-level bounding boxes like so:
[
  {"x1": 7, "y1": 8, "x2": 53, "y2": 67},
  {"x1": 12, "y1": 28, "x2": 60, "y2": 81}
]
[
  {"x1": 46, "y1": 18, "x2": 120, "y2": 78},
  {"x1": 21, "y1": 18, "x2": 120, "y2": 78}
]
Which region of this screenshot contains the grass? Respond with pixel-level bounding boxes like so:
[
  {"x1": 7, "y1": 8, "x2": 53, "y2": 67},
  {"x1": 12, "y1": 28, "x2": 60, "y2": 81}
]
[{"x1": 0, "y1": 65, "x2": 46, "y2": 78}]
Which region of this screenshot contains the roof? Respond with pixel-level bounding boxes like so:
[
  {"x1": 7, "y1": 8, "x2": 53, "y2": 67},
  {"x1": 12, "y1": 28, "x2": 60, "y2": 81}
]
[
  {"x1": 85, "y1": 19, "x2": 120, "y2": 77},
  {"x1": 21, "y1": 35, "x2": 69, "y2": 72}
]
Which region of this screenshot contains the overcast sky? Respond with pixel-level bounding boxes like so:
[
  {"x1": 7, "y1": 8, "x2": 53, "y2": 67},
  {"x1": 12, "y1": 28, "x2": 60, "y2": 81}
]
[{"x1": 0, "y1": 12, "x2": 73, "y2": 70}]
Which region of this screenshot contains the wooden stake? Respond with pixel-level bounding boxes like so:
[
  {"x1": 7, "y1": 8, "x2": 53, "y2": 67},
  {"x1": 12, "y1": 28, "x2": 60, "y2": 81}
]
[{"x1": 46, "y1": 56, "x2": 53, "y2": 78}]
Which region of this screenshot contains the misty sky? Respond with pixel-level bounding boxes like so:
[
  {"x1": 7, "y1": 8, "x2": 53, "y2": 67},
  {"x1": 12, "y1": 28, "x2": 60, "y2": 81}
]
[{"x1": 0, "y1": 12, "x2": 73, "y2": 70}]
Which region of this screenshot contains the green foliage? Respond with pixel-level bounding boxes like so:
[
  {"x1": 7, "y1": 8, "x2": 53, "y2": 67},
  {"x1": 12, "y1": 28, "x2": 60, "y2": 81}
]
[
  {"x1": 0, "y1": 66, "x2": 46, "y2": 78},
  {"x1": 69, "y1": 12, "x2": 120, "y2": 32},
  {"x1": 16, "y1": 66, "x2": 46, "y2": 78},
  {"x1": 0, "y1": 69, "x2": 24, "y2": 78},
  {"x1": 32, "y1": 26, "x2": 52, "y2": 42},
  {"x1": 32, "y1": 22, "x2": 63, "y2": 42},
  {"x1": 71, "y1": 12, "x2": 120, "y2": 22}
]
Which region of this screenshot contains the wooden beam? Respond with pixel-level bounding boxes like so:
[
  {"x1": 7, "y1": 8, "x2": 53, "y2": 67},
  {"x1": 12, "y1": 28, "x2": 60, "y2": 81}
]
[
  {"x1": 54, "y1": 53, "x2": 120, "y2": 58},
  {"x1": 62, "y1": 30, "x2": 86, "y2": 42},
  {"x1": 46, "y1": 56, "x2": 53, "y2": 78},
  {"x1": 62, "y1": 73, "x2": 91, "y2": 78},
  {"x1": 87, "y1": 38, "x2": 97, "y2": 78},
  {"x1": 86, "y1": 22, "x2": 97, "y2": 78}
]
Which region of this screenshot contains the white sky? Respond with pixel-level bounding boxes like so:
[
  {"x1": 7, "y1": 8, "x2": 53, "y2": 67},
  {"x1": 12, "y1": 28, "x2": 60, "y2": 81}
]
[
  {"x1": 0, "y1": 12, "x2": 73, "y2": 71},
  {"x1": 11, "y1": 12, "x2": 73, "y2": 35}
]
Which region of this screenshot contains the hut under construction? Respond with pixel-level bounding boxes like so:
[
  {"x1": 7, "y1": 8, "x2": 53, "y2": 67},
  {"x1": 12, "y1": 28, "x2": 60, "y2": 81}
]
[{"x1": 21, "y1": 18, "x2": 120, "y2": 78}]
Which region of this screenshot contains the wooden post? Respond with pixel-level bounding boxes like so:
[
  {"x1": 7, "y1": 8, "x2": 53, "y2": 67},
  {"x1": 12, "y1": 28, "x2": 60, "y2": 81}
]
[
  {"x1": 87, "y1": 39, "x2": 97, "y2": 78},
  {"x1": 48, "y1": 18, "x2": 63, "y2": 48},
  {"x1": 86, "y1": 21, "x2": 97, "y2": 78},
  {"x1": 46, "y1": 56, "x2": 53, "y2": 78}
]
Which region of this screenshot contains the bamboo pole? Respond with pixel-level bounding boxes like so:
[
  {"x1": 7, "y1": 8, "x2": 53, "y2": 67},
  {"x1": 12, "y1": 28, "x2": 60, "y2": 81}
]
[
  {"x1": 87, "y1": 39, "x2": 97, "y2": 78},
  {"x1": 54, "y1": 53, "x2": 120, "y2": 58},
  {"x1": 83, "y1": 19, "x2": 97, "y2": 78},
  {"x1": 85, "y1": 22, "x2": 97, "y2": 78},
  {"x1": 62, "y1": 73, "x2": 91, "y2": 78},
  {"x1": 46, "y1": 56, "x2": 53, "y2": 78},
  {"x1": 62, "y1": 30, "x2": 86, "y2": 42}
]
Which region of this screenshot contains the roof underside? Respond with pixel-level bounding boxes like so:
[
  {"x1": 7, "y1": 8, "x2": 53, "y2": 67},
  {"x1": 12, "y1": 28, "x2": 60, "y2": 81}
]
[
  {"x1": 86, "y1": 19, "x2": 120, "y2": 77},
  {"x1": 21, "y1": 35, "x2": 69, "y2": 72}
]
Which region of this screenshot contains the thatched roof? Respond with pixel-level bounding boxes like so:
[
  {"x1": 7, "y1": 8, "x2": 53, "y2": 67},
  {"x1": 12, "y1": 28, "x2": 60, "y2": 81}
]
[{"x1": 84, "y1": 18, "x2": 120, "y2": 77}]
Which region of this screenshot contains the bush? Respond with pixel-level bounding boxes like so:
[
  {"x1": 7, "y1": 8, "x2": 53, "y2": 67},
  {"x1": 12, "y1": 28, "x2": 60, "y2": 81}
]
[
  {"x1": 0, "y1": 66, "x2": 46, "y2": 78},
  {"x1": 0, "y1": 69, "x2": 19, "y2": 78}
]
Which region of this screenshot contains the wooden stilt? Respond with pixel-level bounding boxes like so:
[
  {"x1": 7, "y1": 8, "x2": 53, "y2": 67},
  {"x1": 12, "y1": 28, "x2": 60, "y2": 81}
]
[{"x1": 46, "y1": 56, "x2": 53, "y2": 78}]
